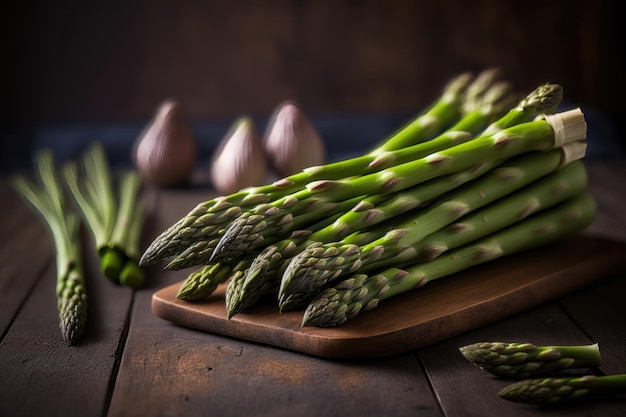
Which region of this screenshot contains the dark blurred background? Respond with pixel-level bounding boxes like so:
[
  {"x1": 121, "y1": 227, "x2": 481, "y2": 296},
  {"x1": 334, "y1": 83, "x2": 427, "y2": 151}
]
[{"x1": 2, "y1": 0, "x2": 624, "y2": 172}]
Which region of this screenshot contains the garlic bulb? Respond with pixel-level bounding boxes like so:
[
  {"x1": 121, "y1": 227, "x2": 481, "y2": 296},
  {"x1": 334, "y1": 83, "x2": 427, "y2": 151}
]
[
  {"x1": 134, "y1": 99, "x2": 198, "y2": 187},
  {"x1": 209, "y1": 117, "x2": 268, "y2": 194},
  {"x1": 263, "y1": 101, "x2": 325, "y2": 177}
]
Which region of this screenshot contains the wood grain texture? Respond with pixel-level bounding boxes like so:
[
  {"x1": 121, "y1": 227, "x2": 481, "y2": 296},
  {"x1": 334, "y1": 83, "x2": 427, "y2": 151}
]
[
  {"x1": 0, "y1": 244, "x2": 134, "y2": 417},
  {"x1": 560, "y1": 274, "x2": 626, "y2": 376},
  {"x1": 152, "y1": 235, "x2": 626, "y2": 359},
  {"x1": 0, "y1": 181, "x2": 53, "y2": 335},
  {"x1": 109, "y1": 297, "x2": 440, "y2": 417}
]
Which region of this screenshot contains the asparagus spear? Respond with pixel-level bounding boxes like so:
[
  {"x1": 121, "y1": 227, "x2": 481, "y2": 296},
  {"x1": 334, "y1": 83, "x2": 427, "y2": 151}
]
[
  {"x1": 365, "y1": 82, "x2": 561, "y2": 173},
  {"x1": 498, "y1": 374, "x2": 626, "y2": 404},
  {"x1": 301, "y1": 192, "x2": 597, "y2": 327},
  {"x1": 176, "y1": 261, "x2": 248, "y2": 301},
  {"x1": 11, "y1": 150, "x2": 88, "y2": 345},
  {"x1": 212, "y1": 108, "x2": 586, "y2": 263},
  {"x1": 459, "y1": 342, "x2": 602, "y2": 378},
  {"x1": 139, "y1": 72, "x2": 477, "y2": 267},
  {"x1": 279, "y1": 146, "x2": 588, "y2": 310}
]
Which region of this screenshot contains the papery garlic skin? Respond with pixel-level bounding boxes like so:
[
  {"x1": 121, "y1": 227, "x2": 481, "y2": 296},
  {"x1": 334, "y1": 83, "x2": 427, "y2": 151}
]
[
  {"x1": 263, "y1": 101, "x2": 325, "y2": 177},
  {"x1": 210, "y1": 117, "x2": 268, "y2": 195},
  {"x1": 134, "y1": 99, "x2": 198, "y2": 187}
]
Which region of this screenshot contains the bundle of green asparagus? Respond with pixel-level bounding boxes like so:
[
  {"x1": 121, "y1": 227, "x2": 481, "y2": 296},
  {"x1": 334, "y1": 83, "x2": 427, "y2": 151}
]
[{"x1": 140, "y1": 70, "x2": 594, "y2": 327}]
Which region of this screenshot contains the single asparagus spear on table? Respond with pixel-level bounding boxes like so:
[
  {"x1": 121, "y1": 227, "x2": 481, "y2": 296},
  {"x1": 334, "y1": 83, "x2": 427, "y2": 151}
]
[
  {"x1": 459, "y1": 341, "x2": 602, "y2": 378},
  {"x1": 498, "y1": 374, "x2": 626, "y2": 404},
  {"x1": 301, "y1": 191, "x2": 597, "y2": 327},
  {"x1": 11, "y1": 150, "x2": 88, "y2": 345},
  {"x1": 210, "y1": 107, "x2": 584, "y2": 264},
  {"x1": 278, "y1": 143, "x2": 588, "y2": 310},
  {"x1": 138, "y1": 71, "x2": 478, "y2": 267}
]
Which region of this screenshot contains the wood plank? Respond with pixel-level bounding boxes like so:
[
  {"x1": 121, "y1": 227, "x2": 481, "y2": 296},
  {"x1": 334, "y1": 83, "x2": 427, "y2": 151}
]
[
  {"x1": 0, "y1": 230, "x2": 135, "y2": 417},
  {"x1": 109, "y1": 307, "x2": 440, "y2": 417},
  {"x1": 584, "y1": 161, "x2": 626, "y2": 242},
  {"x1": 419, "y1": 302, "x2": 626, "y2": 416},
  {"x1": 0, "y1": 180, "x2": 53, "y2": 336},
  {"x1": 559, "y1": 273, "x2": 626, "y2": 375},
  {"x1": 151, "y1": 235, "x2": 626, "y2": 359}
]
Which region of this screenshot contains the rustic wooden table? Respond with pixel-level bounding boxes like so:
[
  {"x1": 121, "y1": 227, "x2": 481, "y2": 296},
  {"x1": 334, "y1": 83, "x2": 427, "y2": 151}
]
[{"x1": 1, "y1": 159, "x2": 625, "y2": 417}]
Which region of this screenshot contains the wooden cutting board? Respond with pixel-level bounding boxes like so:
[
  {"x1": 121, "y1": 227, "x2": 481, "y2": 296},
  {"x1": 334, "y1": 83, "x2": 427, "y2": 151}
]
[{"x1": 152, "y1": 235, "x2": 626, "y2": 359}]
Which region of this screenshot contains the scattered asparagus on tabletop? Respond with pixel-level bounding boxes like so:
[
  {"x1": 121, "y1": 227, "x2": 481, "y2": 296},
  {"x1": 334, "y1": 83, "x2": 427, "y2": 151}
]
[
  {"x1": 458, "y1": 342, "x2": 602, "y2": 378},
  {"x1": 498, "y1": 374, "x2": 626, "y2": 404},
  {"x1": 210, "y1": 107, "x2": 584, "y2": 264},
  {"x1": 301, "y1": 192, "x2": 597, "y2": 327},
  {"x1": 279, "y1": 145, "x2": 588, "y2": 310},
  {"x1": 138, "y1": 70, "x2": 510, "y2": 267},
  {"x1": 11, "y1": 150, "x2": 88, "y2": 345}
]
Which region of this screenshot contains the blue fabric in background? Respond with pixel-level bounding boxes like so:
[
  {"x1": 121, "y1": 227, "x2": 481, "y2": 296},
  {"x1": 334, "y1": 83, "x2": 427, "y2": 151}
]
[{"x1": 1, "y1": 104, "x2": 624, "y2": 173}]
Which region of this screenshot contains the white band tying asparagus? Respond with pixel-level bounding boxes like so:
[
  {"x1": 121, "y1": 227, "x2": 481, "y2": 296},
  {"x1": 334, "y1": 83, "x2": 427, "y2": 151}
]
[
  {"x1": 542, "y1": 107, "x2": 588, "y2": 147},
  {"x1": 560, "y1": 141, "x2": 588, "y2": 166}
]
